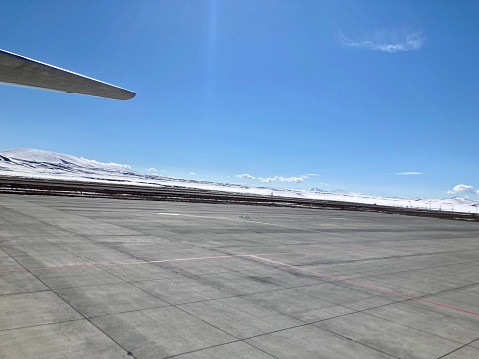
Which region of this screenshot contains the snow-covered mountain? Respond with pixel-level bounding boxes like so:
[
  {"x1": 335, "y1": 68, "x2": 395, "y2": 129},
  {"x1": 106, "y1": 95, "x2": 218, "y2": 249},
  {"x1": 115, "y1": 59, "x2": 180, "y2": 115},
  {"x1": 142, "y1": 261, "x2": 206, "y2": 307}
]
[
  {"x1": 0, "y1": 148, "x2": 137, "y2": 177},
  {"x1": 0, "y1": 148, "x2": 279, "y2": 194},
  {"x1": 1, "y1": 148, "x2": 478, "y2": 214}
]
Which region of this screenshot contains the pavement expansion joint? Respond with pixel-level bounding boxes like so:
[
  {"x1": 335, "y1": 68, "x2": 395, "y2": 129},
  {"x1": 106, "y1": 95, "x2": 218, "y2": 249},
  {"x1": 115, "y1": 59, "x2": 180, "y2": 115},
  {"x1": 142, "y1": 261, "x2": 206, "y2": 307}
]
[{"x1": 2, "y1": 194, "x2": 479, "y2": 358}]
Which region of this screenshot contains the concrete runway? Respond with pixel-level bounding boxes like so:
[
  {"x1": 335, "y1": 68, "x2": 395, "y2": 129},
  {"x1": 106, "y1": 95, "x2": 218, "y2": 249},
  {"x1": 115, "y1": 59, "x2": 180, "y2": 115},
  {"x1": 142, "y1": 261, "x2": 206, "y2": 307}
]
[{"x1": 1, "y1": 194, "x2": 479, "y2": 359}]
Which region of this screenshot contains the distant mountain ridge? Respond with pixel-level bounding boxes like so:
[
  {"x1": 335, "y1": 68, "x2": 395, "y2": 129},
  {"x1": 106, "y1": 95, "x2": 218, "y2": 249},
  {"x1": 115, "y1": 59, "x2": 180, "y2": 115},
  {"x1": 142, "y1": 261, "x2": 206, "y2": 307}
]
[
  {"x1": 0, "y1": 149, "x2": 153, "y2": 184},
  {"x1": 0, "y1": 148, "x2": 254, "y2": 189},
  {"x1": 1, "y1": 148, "x2": 477, "y2": 214}
]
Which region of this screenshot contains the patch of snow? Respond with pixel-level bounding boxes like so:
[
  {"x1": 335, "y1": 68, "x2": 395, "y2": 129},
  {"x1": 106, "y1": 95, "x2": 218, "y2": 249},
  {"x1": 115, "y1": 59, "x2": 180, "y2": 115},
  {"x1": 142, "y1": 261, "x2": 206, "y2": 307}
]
[{"x1": 1, "y1": 149, "x2": 478, "y2": 214}]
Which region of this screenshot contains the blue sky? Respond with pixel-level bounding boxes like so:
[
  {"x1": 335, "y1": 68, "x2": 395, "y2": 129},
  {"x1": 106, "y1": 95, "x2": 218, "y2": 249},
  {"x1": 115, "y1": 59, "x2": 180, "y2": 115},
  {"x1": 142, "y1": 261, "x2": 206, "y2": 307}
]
[{"x1": 1, "y1": 0, "x2": 478, "y2": 199}]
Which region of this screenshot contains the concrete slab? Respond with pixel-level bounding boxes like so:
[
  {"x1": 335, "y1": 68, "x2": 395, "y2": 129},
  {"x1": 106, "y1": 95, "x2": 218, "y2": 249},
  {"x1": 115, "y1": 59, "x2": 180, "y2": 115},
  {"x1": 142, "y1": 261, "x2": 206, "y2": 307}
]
[
  {"x1": 0, "y1": 256, "x2": 25, "y2": 271},
  {"x1": 178, "y1": 297, "x2": 303, "y2": 339},
  {"x1": 1, "y1": 194, "x2": 479, "y2": 358},
  {"x1": 156, "y1": 259, "x2": 232, "y2": 276},
  {"x1": 172, "y1": 341, "x2": 276, "y2": 358},
  {"x1": 409, "y1": 264, "x2": 479, "y2": 284},
  {"x1": 12, "y1": 253, "x2": 93, "y2": 269},
  {"x1": 55, "y1": 282, "x2": 169, "y2": 317},
  {"x1": 44, "y1": 235, "x2": 96, "y2": 244},
  {"x1": 233, "y1": 267, "x2": 326, "y2": 290},
  {"x1": 91, "y1": 306, "x2": 236, "y2": 359},
  {"x1": 33, "y1": 266, "x2": 125, "y2": 289},
  {"x1": 192, "y1": 271, "x2": 284, "y2": 295},
  {"x1": 243, "y1": 288, "x2": 355, "y2": 322},
  {"x1": 0, "y1": 247, "x2": 11, "y2": 257},
  {"x1": 297, "y1": 282, "x2": 395, "y2": 310},
  {"x1": 361, "y1": 272, "x2": 472, "y2": 294},
  {"x1": 0, "y1": 271, "x2": 48, "y2": 295},
  {"x1": 1, "y1": 244, "x2": 70, "y2": 256},
  {"x1": 205, "y1": 256, "x2": 281, "y2": 272},
  {"x1": 101, "y1": 262, "x2": 180, "y2": 282},
  {"x1": 74, "y1": 250, "x2": 145, "y2": 264},
  {"x1": 0, "y1": 291, "x2": 82, "y2": 330},
  {"x1": 416, "y1": 293, "x2": 479, "y2": 316},
  {"x1": 423, "y1": 283, "x2": 479, "y2": 306},
  {"x1": 441, "y1": 346, "x2": 479, "y2": 358},
  {"x1": 134, "y1": 276, "x2": 230, "y2": 304},
  {"x1": 88, "y1": 234, "x2": 172, "y2": 244},
  {"x1": 364, "y1": 301, "x2": 479, "y2": 344},
  {"x1": 0, "y1": 236, "x2": 54, "y2": 245},
  {"x1": 0, "y1": 320, "x2": 128, "y2": 359},
  {"x1": 325, "y1": 276, "x2": 431, "y2": 300},
  {"x1": 314, "y1": 312, "x2": 462, "y2": 359},
  {"x1": 385, "y1": 270, "x2": 474, "y2": 289},
  {"x1": 56, "y1": 242, "x2": 113, "y2": 253},
  {"x1": 245, "y1": 324, "x2": 395, "y2": 358}
]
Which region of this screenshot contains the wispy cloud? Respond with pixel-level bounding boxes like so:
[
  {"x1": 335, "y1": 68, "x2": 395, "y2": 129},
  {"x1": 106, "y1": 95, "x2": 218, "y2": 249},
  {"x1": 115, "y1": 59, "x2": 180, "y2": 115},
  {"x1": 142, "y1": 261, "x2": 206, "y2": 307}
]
[
  {"x1": 258, "y1": 176, "x2": 304, "y2": 183},
  {"x1": 236, "y1": 173, "x2": 255, "y2": 179},
  {"x1": 447, "y1": 184, "x2": 479, "y2": 195},
  {"x1": 80, "y1": 157, "x2": 131, "y2": 170},
  {"x1": 147, "y1": 168, "x2": 158, "y2": 173},
  {"x1": 339, "y1": 29, "x2": 425, "y2": 53},
  {"x1": 303, "y1": 173, "x2": 321, "y2": 178},
  {"x1": 235, "y1": 173, "x2": 305, "y2": 183},
  {"x1": 395, "y1": 172, "x2": 423, "y2": 175},
  {"x1": 189, "y1": 172, "x2": 196, "y2": 175}
]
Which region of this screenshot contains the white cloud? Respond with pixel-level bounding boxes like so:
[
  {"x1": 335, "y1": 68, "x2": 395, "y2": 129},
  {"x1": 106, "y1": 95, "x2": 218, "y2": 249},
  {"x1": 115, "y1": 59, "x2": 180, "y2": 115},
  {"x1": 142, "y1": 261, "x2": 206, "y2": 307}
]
[
  {"x1": 395, "y1": 172, "x2": 423, "y2": 175},
  {"x1": 236, "y1": 174, "x2": 255, "y2": 179},
  {"x1": 189, "y1": 172, "x2": 196, "y2": 175},
  {"x1": 236, "y1": 173, "x2": 308, "y2": 183},
  {"x1": 148, "y1": 168, "x2": 158, "y2": 173},
  {"x1": 447, "y1": 184, "x2": 477, "y2": 195},
  {"x1": 80, "y1": 157, "x2": 131, "y2": 169},
  {"x1": 303, "y1": 173, "x2": 321, "y2": 178},
  {"x1": 258, "y1": 176, "x2": 304, "y2": 183},
  {"x1": 340, "y1": 29, "x2": 425, "y2": 53}
]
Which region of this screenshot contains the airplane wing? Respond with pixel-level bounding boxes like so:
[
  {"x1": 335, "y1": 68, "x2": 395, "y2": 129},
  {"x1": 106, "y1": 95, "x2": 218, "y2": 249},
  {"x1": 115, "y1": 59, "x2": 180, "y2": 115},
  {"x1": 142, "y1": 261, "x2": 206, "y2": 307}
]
[{"x1": 0, "y1": 49, "x2": 135, "y2": 100}]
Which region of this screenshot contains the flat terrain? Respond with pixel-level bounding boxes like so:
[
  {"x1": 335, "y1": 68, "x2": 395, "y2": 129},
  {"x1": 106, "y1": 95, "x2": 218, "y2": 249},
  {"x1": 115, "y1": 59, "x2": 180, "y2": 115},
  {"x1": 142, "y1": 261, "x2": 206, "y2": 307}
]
[{"x1": 1, "y1": 194, "x2": 479, "y2": 359}]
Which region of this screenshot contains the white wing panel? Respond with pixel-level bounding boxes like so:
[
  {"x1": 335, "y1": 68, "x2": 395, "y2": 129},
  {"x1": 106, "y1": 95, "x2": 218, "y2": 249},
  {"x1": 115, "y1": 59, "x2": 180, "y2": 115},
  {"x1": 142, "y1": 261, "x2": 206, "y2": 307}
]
[{"x1": 0, "y1": 49, "x2": 135, "y2": 100}]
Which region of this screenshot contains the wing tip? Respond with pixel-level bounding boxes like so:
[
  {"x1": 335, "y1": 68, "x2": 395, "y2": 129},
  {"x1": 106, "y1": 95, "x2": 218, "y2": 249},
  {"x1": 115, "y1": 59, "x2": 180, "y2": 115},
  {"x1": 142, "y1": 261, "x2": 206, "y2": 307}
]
[
  {"x1": 1, "y1": 49, "x2": 137, "y2": 101},
  {"x1": 120, "y1": 90, "x2": 136, "y2": 101}
]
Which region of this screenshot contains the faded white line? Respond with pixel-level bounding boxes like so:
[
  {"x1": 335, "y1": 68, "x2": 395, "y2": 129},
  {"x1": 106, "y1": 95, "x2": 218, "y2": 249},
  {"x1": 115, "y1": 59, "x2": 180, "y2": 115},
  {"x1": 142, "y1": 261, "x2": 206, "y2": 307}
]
[{"x1": 157, "y1": 212, "x2": 350, "y2": 234}]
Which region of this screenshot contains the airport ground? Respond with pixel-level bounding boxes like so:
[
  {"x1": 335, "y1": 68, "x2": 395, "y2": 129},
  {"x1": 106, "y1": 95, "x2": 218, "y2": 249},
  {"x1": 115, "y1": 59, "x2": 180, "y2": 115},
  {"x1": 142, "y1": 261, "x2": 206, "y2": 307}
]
[{"x1": 1, "y1": 193, "x2": 479, "y2": 358}]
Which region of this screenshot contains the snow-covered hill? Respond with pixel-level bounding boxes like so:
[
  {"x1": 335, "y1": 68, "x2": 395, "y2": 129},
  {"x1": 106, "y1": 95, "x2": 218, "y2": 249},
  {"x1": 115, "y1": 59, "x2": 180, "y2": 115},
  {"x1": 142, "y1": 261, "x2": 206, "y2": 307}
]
[{"x1": 1, "y1": 149, "x2": 478, "y2": 214}]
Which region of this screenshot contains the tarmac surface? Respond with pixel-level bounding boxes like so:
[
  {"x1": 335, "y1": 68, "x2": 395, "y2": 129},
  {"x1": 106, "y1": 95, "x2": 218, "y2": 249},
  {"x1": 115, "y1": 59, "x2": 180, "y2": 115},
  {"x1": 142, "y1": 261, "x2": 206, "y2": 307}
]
[{"x1": 1, "y1": 193, "x2": 479, "y2": 359}]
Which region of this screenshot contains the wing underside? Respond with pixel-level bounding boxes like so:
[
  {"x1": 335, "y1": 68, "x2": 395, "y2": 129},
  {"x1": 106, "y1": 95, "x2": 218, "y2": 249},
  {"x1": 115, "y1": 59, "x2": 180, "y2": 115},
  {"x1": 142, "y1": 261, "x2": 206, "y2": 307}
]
[{"x1": 0, "y1": 49, "x2": 135, "y2": 100}]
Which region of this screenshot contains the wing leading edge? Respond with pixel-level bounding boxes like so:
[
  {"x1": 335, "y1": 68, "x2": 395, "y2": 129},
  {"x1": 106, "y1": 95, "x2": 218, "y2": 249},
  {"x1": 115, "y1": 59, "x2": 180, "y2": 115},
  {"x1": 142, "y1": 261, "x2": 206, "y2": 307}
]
[{"x1": 0, "y1": 49, "x2": 135, "y2": 100}]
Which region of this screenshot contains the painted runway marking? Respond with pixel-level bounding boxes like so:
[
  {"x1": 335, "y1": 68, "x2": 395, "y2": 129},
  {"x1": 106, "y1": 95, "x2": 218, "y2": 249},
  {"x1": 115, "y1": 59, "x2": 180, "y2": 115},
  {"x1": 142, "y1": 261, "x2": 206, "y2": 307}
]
[
  {"x1": 1, "y1": 242, "x2": 404, "y2": 274},
  {"x1": 0, "y1": 242, "x2": 468, "y2": 274},
  {"x1": 2, "y1": 244, "x2": 479, "y2": 317},
  {"x1": 157, "y1": 212, "x2": 344, "y2": 229},
  {"x1": 249, "y1": 255, "x2": 479, "y2": 318},
  {"x1": 0, "y1": 245, "x2": 385, "y2": 274},
  {"x1": 157, "y1": 213, "x2": 182, "y2": 216},
  {"x1": 0, "y1": 251, "x2": 309, "y2": 274}
]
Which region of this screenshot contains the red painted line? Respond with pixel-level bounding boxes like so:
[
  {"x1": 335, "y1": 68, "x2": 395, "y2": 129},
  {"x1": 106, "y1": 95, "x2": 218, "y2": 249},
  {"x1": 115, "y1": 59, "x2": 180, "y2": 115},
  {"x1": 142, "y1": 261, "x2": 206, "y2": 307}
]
[
  {"x1": 0, "y1": 254, "x2": 238, "y2": 274},
  {"x1": 0, "y1": 248, "x2": 364, "y2": 274},
  {"x1": 249, "y1": 255, "x2": 479, "y2": 317},
  {"x1": 0, "y1": 247, "x2": 354, "y2": 274},
  {"x1": 0, "y1": 242, "x2": 466, "y2": 275},
  {"x1": 0, "y1": 268, "x2": 28, "y2": 273}
]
